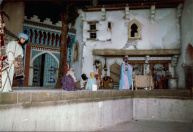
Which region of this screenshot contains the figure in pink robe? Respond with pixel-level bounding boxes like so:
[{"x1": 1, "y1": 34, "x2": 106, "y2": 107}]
[{"x1": 119, "y1": 56, "x2": 133, "y2": 90}]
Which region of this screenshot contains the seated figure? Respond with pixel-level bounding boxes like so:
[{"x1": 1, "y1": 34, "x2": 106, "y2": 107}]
[
  {"x1": 102, "y1": 76, "x2": 113, "y2": 89},
  {"x1": 85, "y1": 72, "x2": 96, "y2": 90},
  {"x1": 80, "y1": 73, "x2": 88, "y2": 89},
  {"x1": 61, "y1": 68, "x2": 77, "y2": 91}
]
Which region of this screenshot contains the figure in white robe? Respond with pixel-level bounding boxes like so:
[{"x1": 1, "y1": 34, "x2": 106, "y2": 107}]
[
  {"x1": 0, "y1": 33, "x2": 28, "y2": 92},
  {"x1": 119, "y1": 56, "x2": 133, "y2": 90},
  {"x1": 66, "y1": 68, "x2": 77, "y2": 82},
  {"x1": 80, "y1": 73, "x2": 88, "y2": 89}
]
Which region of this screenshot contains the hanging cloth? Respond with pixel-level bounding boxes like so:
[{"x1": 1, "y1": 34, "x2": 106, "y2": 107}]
[{"x1": 0, "y1": 14, "x2": 9, "y2": 88}]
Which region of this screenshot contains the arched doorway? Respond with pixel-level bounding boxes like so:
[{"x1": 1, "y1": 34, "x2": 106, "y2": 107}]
[
  {"x1": 110, "y1": 62, "x2": 121, "y2": 83},
  {"x1": 33, "y1": 53, "x2": 58, "y2": 87},
  {"x1": 185, "y1": 43, "x2": 193, "y2": 90}
]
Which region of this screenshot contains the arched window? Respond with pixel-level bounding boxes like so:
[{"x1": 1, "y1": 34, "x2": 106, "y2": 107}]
[{"x1": 128, "y1": 20, "x2": 141, "y2": 40}]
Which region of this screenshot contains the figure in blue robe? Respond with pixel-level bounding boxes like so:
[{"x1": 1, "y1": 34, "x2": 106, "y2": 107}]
[
  {"x1": 85, "y1": 72, "x2": 97, "y2": 90},
  {"x1": 119, "y1": 57, "x2": 133, "y2": 90}
]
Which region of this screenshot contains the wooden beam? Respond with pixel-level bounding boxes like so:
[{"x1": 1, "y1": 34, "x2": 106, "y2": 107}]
[
  {"x1": 85, "y1": 4, "x2": 179, "y2": 11},
  {"x1": 92, "y1": 49, "x2": 180, "y2": 56}
]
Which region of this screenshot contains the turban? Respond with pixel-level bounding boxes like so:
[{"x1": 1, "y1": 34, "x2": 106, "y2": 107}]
[
  {"x1": 123, "y1": 56, "x2": 128, "y2": 60},
  {"x1": 17, "y1": 33, "x2": 28, "y2": 41}
]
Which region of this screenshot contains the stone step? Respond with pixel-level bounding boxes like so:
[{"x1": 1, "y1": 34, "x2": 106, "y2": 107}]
[{"x1": 113, "y1": 83, "x2": 119, "y2": 89}]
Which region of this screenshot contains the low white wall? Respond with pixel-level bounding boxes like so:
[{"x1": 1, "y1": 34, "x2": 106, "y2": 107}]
[
  {"x1": 0, "y1": 98, "x2": 192, "y2": 131},
  {"x1": 0, "y1": 99, "x2": 133, "y2": 131},
  {"x1": 133, "y1": 98, "x2": 193, "y2": 121}
]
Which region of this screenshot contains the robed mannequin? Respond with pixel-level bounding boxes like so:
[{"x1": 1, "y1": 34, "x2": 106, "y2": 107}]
[
  {"x1": 119, "y1": 56, "x2": 133, "y2": 90},
  {"x1": 86, "y1": 72, "x2": 96, "y2": 90}
]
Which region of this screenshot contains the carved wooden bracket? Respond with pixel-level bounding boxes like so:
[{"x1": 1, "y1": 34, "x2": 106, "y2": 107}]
[
  {"x1": 150, "y1": 5, "x2": 155, "y2": 20},
  {"x1": 101, "y1": 8, "x2": 106, "y2": 20},
  {"x1": 125, "y1": 6, "x2": 129, "y2": 22}
]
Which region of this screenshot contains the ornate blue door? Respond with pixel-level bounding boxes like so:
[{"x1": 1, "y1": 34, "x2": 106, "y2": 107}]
[
  {"x1": 33, "y1": 55, "x2": 42, "y2": 86},
  {"x1": 43, "y1": 54, "x2": 57, "y2": 86},
  {"x1": 32, "y1": 53, "x2": 57, "y2": 87}
]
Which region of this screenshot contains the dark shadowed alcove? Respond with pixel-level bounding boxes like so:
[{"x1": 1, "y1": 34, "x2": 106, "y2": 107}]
[{"x1": 184, "y1": 43, "x2": 193, "y2": 91}]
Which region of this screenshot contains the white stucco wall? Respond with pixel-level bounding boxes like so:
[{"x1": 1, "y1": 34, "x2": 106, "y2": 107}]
[
  {"x1": 177, "y1": 0, "x2": 193, "y2": 89},
  {"x1": 71, "y1": 16, "x2": 83, "y2": 82},
  {"x1": 82, "y1": 8, "x2": 180, "y2": 77},
  {"x1": 133, "y1": 98, "x2": 193, "y2": 121}
]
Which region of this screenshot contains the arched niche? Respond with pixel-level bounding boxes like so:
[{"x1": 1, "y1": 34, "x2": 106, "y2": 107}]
[
  {"x1": 185, "y1": 43, "x2": 193, "y2": 65},
  {"x1": 128, "y1": 19, "x2": 141, "y2": 40},
  {"x1": 110, "y1": 62, "x2": 121, "y2": 83}
]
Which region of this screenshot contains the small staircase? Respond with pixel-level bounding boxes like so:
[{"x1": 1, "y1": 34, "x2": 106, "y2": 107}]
[{"x1": 113, "y1": 82, "x2": 119, "y2": 89}]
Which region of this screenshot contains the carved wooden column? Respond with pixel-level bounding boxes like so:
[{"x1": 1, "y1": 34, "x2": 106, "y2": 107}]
[
  {"x1": 47, "y1": 33, "x2": 52, "y2": 45},
  {"x1": 52, "y1": 33, "x2": 56, "y2": 46},
  {"x1": 23, "y1": 44, "x2": 31, "y2": 86},
  {"x1": 43, "y1": 32, "x2": 48, "y2": 44},
  {"x1": 34, "y1": 30, "x2": 39, "y2": 43},
  {"x1": 56, "y1": 34, "x2": 60, "y2": 46},
  {"x1": 29, "y1": 29, "x2": 34, "y2": 43},
  {"x1": 39, "y1": 31, "x2": 43, "y2": 44}
]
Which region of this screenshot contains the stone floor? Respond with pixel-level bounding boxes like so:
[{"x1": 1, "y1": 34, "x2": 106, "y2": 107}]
[{"x1": 97, "y1": 120, "x2": 193, "y2": 132}]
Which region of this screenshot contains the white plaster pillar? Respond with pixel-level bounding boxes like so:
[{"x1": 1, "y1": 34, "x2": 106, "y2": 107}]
[
  {"x1": 177, "y1": 4, "x2": 183, "y2": 18},
  {"x1": 28, "y1": 67, "x2": 34, "y2": 86},
  {"x1": 169, "y1": 55, "x2": 179, "y2": 89},
  {"x1": 78, "y1": 9, "x2": 86, "y2": 21},
  {"x1": 168, "y1": 63, "x2": 175, "y2": 77},
  {"x1": 104, "y1": 57, "x2": 108, "y2": 76},
  {"x1": 171, "y1": 55, "x2": 179, "y2": 77},
  {"x1": 144, "y1": 55, "x2": 150, "y2": 75},
  {"x1": 176, "y1": 4, "x2": 183, "y2": 27}
]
